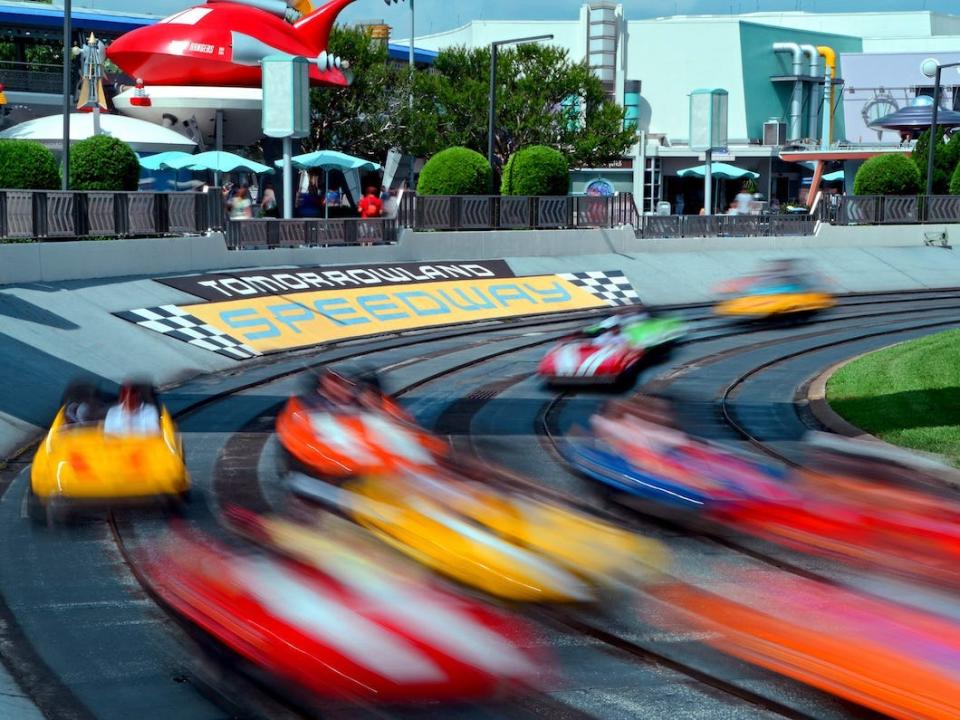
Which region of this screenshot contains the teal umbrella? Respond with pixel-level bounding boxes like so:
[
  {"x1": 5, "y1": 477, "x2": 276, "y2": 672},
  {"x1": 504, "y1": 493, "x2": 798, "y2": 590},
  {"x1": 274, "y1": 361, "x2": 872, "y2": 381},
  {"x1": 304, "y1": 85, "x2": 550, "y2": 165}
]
[
  {"x1": 823, "y1": 170, "x2": 844, "y2": 183},
  {"x1": 677, "y1": 162, "x2": 759, "y2": 180},
  {"x1": 183, "y1": 151, "x2": 273, "y2": 174},
  {"x1": 281, "y1": 149, "x2": 381, "y2": 173},
  {"x1": 137, "y1": 150, "x2": 195, "y2": 171},
  {"x1": 276, "y1": 150, "x2": 382, "y2": 218}
]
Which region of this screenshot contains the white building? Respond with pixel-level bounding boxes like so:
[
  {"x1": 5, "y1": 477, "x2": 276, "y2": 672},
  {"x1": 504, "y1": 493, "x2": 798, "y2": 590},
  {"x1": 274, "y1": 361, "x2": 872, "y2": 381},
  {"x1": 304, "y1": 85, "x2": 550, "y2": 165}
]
[{"x1": 410, "y1": 6, "x2": 960, "y2": 212}]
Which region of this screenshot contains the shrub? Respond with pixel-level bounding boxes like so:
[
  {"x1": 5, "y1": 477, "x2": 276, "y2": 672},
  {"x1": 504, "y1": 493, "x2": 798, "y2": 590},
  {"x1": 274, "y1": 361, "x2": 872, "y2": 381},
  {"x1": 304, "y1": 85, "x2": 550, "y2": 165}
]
[
  {"x1": 500, "y1": 145, "x2": 570, "y2": 196},
  {"x1": 911, "y1": 130, "x2": 960, "y2": 194},
  {"x1": 417, "y1": 147, "x2": 491, "y2": 196},
  {"x1": 0, "y1": 140, "x2": 60, "y2": 189},
  {"x1": 949, "y1": 162, "x2": 960, "y2": 195},
  {"x1": 853, "y1": 154, "x2": 920, "y2": 196},
  {"x1": 69, "y1": 135, "x2": 140, "y2": 191}
]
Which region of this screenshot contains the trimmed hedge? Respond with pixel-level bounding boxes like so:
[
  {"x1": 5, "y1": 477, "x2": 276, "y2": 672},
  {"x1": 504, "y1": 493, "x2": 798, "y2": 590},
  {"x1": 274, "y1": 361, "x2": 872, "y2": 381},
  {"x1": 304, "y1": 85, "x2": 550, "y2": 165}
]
[
  {"x1": 911, "y1": 130, "x2": 960, "y2": 194},
  {"x1": 501, "y1": 145, "x2": 569, "y2": 196},
  {"x1": 853, "y1": 154, "x2": 920, "y2": 196},
  {"x1": 950, "y1": 162, "x2": 960, "y2": 195},
  {"x1": 417, "y1": 147, "x2": 491, "y2": 196},
  {"x1": 69, "y1": 135, "x2": 140, "y2": 191},
  {"x1": 0, "y1": 140, "x2": 60, "y2": 189}
]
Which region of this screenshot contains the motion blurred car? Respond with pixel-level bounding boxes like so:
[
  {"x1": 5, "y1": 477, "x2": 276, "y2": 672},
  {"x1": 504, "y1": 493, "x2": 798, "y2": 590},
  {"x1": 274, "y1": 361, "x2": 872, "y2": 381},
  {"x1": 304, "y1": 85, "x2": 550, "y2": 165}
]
[
  {"x1": 276, "y1": 369, "x2": 446, "y2": 478},
  {"x1": 29, "y1": 382, "x2": 190, "y2": 523},
  {"x1": 651, "y1": 570, "x2": 960, "y2": 720},
  {"x1": 564, "y1": 397, "x2": 792, "y2": 510},
  {"x1": 290, "y1": 469, "x2": 667, "y2": 602},
  {"x1": 538, "y1": 310, "x2": 686, "y2": 386},
  {"x1": 713, "y1": 259, "x2": 835, "y2": 320},
  {"x1": 716, "y1": 433, "x2": 960, "y2": 588},
  {"x1": 142, "y1": 526, "x2": 547, "y2": 703}
]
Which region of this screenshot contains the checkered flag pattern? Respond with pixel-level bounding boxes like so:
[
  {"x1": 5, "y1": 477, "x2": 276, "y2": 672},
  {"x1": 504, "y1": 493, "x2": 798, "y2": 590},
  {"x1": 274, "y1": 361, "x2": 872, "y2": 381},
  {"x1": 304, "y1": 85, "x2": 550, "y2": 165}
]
[
  {"x1": 559, "y1": 271, "x2": 641, "y2": 307},
  {"x1": 115, "y1": 305, "x2": 260, "y2": 360}
]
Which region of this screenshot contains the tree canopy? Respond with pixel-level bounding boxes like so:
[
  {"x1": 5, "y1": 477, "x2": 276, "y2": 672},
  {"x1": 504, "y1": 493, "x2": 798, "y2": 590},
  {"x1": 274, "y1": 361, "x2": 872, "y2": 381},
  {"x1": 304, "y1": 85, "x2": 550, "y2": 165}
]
[
  {"x1": 397, "y1": 44, "x2": 637, "y2": 170},
  {"x1": 306, "y1": 31, "x2": 636, "y2": 175},
  {"x1": 304, "y1": 26, "x2": 410, "y2": 162}
]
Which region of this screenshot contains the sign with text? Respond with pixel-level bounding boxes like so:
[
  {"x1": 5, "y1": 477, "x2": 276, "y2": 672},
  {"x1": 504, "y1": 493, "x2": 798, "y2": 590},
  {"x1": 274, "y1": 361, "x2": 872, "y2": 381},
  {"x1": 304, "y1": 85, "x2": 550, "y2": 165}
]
[
  {"x1": 119, "y1": 266, "x2": 640, "y2": 360},
  {"x1": 157, "y1": 261, "x2": 515, "y2": 301}
]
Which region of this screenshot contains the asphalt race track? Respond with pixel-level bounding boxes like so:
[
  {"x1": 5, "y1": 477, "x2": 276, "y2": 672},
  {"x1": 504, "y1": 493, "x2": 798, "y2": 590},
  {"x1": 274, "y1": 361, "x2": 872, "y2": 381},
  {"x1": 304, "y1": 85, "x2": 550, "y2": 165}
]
[{"x1": 3, "y1": 288, "x2": 960, "y2": 720}]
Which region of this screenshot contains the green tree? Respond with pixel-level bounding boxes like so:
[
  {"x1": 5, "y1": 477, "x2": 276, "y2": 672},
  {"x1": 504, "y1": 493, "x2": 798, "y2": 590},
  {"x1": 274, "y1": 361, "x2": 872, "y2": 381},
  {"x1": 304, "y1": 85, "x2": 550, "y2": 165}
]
[
  {"x1": 398, "y1": 44, "x2": 636, "y2": 171},
  {"x1": 0, "y1": 140, "x2": 60, "y2": 189},
  {"x1": 853, "y1": 154, "x2": 920, "y2": 196},
  {"x1": 417, "y1": 147, "x2": 491, "y2": 195},
  {"x1": 501, "y1": 145, "x2": 569, "y2": 195},
  {"x1": 69, "y1": 135, "x2": 140, "y2": 191},
  {"x1": 948, "y1": 161, "x2": 960, "y2": 195},
  {"x1": 305, "y1": 26, "x2": 410, "y2": 163},
  {"x1": 912, "y1": 129, "x2": 960, "y2": 194},
  {"x1": 25, "y1": 42, "x2": 61, "y2": 70}
]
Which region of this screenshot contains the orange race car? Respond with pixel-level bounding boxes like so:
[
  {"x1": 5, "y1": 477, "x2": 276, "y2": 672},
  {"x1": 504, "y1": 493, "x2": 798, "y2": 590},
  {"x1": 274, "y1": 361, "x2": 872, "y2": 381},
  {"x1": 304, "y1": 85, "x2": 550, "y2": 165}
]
[
  {"x1": 650, "y1": 571, "x2": 960, "y2": 720},
  {"x1": 277, "y1": 369, "x2": 446, "y2": 478}
]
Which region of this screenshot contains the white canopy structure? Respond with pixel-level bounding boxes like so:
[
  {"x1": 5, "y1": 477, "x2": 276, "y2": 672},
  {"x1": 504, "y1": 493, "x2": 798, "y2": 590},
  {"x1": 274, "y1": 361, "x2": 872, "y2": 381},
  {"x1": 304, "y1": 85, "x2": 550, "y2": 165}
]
[{"x1": 0, "y1": 113, "x2": 196, "y2": 153}]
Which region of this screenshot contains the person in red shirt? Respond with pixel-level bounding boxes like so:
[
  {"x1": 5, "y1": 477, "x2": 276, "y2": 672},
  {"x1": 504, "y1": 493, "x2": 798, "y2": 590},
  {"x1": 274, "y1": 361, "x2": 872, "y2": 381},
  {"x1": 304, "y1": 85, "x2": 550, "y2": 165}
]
[
  {"x1": 358, "y1": 186, "x2": 383, "y2": 218},
  {"x1": 357, "y1": 186, "x2": 384, "y2": 244}
]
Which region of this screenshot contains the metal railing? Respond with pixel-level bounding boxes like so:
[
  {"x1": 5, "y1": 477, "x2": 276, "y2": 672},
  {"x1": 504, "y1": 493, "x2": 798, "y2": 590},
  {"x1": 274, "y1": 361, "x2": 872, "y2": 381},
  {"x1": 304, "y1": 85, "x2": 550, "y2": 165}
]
[
  {"x1": 827, "y1": 195, "x2": 960, "y2": 225},
  {"x1": 0, "y1": 61, "x2": 65, "y2": 94},
  {"x1": 397, "y1": 192, "x2": 639, "y2": 231},
  {"x1": 225, "y1": 217, "x2": 399, "y2": 249},
  {"x1": 0, "y1": 190, "x2": 217, "y2": 239},
  {"x1": 636, "y1": 214, "x2": 817, "y2": 239}
]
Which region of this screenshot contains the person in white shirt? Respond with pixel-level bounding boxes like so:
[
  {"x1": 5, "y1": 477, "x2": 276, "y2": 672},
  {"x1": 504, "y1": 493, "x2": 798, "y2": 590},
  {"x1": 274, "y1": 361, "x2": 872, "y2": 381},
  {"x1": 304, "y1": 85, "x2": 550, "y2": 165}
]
[{"x1": 104, "y1": 384, "x2": 160, "y2": 435}]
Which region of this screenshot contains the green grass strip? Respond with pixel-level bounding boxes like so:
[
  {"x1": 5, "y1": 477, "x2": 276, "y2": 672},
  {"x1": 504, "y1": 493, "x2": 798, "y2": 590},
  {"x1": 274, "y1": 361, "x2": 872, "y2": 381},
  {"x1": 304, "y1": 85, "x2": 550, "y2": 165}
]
[{"x1": 827, "y1": 328, "x2": 960, "y2": 465}]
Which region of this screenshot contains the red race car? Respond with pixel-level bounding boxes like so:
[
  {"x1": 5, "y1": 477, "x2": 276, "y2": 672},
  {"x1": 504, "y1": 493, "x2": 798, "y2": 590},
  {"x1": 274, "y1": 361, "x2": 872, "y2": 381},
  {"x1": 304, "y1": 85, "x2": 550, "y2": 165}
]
[
  {"x1": 141, "y1": 527, "x2": 547, "y2": 703},
  {"x1": 538, "y1": 312, "x2": 685, "y2": 386}
]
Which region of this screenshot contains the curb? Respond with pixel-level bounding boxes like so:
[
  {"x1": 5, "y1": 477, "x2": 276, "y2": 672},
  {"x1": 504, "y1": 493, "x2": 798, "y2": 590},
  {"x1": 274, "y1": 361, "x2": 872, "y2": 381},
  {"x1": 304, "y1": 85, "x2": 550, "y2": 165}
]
[{"x1": 804, "y1": 353, "x2": 879, "y2": 441}]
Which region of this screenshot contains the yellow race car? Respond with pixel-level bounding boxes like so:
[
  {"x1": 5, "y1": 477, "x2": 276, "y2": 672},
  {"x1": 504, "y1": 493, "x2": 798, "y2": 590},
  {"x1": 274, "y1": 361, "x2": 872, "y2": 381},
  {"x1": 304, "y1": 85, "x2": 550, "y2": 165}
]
[
  {"x1": 29, "y1": 382, "x2": 190, "y2": 523},
  {"x1": 714, "y1": 259, "x2": 836, "y2": 319},
  {"x1": 290, "y1": 470, "x2": 668, "y2": 603}
]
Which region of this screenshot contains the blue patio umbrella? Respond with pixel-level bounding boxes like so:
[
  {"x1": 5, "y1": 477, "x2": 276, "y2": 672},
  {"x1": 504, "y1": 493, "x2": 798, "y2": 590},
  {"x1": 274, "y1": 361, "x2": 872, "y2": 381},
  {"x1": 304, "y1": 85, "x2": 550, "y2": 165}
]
[
  {"x1": 823, "y1": 170, "x2": 844, "y2": 183},
  {"x1": 276, "y1": 150, "x2": 382, "y2": 218},
  {"x1": 137, "y1": 151, "x2": 197, "y2": 192},
  {"x1": 677, "y1": 162, "x2": 759, "y2": 180},
  {"x1": 161, "y1": 150, "x2": 273, "y2": 188},
  {"x1": 137, "y1": 150, "x2": 195, "y2": 171}
]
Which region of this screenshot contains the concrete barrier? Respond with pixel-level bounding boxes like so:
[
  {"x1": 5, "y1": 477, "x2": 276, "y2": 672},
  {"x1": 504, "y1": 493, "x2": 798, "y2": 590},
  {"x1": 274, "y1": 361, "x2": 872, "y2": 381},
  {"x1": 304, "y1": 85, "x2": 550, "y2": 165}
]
[
  {"x1": 2, "y1": 223, "x2": 960, "y2": 460},
  {"x1": 2, "y1": 222, "x2": 955, "y2": 286}
]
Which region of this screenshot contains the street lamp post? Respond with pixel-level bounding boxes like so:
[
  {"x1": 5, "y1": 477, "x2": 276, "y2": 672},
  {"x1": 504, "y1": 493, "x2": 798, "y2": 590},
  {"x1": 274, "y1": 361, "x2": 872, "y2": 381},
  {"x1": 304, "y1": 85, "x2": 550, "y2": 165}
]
[
  {"x1": 61, "y1": 0, "x2": 71, "y2": 190},
  {"x1": 921, "y1": 58, "x2": 960, "y2": 197},
  {"x1": 385, "y1": 0, "x2": 415, "y2": 188},
  {"x1": 487, "y1": 34, "x2": 553, "y2": 173}
]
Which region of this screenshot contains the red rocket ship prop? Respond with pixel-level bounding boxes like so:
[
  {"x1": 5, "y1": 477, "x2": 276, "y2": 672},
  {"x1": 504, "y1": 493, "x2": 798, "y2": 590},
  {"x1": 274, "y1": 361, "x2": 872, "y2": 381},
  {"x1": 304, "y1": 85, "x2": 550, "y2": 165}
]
[{"x1": 107, "y1": 0, "x2": 355, "y2": 88}]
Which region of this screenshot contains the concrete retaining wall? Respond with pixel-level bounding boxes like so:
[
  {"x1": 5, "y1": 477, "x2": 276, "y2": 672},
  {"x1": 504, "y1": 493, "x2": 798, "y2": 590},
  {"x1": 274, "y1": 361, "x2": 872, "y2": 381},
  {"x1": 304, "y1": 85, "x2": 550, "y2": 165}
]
[
  {"x1": 2, "y1": 222, "x2": 955, "y2": 286},
  {"x1": 2, "y1": 224, "x2": 959, "y2": 460}
]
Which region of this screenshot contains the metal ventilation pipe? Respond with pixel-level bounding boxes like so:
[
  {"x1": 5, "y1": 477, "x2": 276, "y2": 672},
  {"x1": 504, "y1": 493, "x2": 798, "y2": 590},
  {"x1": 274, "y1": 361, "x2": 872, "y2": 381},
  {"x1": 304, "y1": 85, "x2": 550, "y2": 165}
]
[
  {"x1": 773, "y1": 42, "x2": 803, "y2": 141},
  {"x1": 801, "y1": 44, "x2": 820, "y2": 142},
  {"x1": 817, "y1": 45, "x2": 837, "y2": 146}
]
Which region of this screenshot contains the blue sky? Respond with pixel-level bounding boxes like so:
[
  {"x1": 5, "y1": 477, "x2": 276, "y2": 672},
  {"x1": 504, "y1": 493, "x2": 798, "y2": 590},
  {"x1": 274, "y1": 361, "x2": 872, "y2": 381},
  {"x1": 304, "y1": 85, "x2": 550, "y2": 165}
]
[{"x1": 339, "y1": 0, "x2": 957, "y2": 37}]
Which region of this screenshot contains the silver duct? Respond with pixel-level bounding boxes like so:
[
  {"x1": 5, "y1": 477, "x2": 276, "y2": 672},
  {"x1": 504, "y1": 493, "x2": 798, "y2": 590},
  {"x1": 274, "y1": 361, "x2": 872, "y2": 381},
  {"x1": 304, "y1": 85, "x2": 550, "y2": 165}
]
[
  {"x1": 773, "y1": 42, "x2": 803, "y2": 141},
  {"x1": 801, "y1": 44, "x2": 820, "y2": 142}
]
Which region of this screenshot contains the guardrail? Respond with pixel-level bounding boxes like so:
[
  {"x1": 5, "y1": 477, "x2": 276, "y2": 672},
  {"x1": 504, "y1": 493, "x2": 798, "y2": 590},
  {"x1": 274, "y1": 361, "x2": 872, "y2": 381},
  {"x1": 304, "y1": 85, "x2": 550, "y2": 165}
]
[
  {"x1": 636, "y1": 214, "x2": 817, "y2": 238},
  {"x1": 0, "y1": 61, "x2": 65, "y2": 94},
  {"x1": 826, "y1": 195, "x2": 960, "y2": 225},
  {"x1": 397, "y1": 193, "x2": 640, "y2": 230},
  {"x1": 225, "y1": 217, "x2": 399, "y2": 249},
  {"x1": 0, "y1": 190, "x2": 217, "y2": 239}
]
